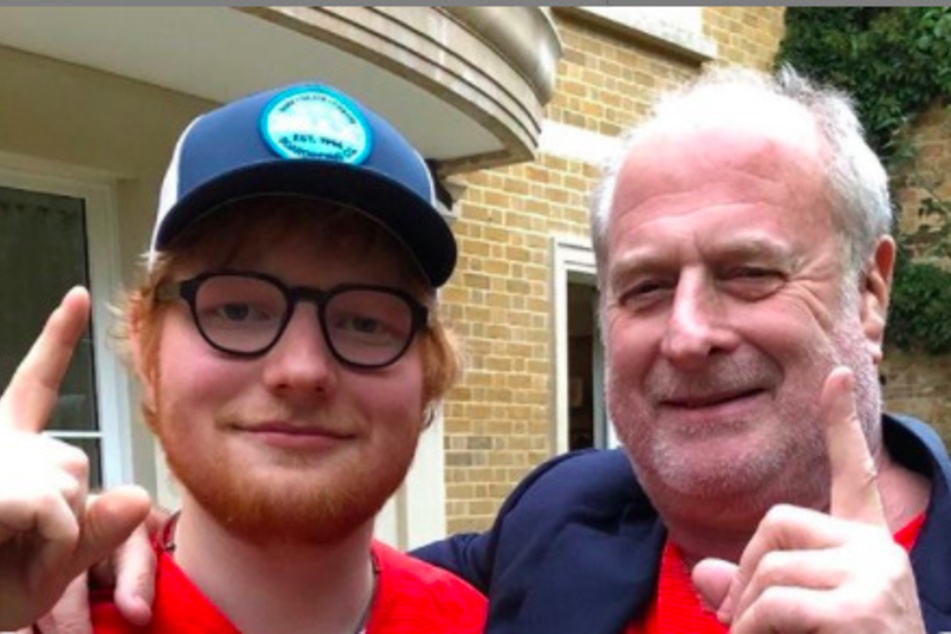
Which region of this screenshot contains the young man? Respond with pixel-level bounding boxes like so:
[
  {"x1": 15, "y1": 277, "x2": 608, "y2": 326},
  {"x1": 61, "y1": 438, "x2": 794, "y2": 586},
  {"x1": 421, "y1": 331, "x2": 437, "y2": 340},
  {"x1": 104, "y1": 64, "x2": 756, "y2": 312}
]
[{"x1": 0, "y1": 82, "x2": 485, "y2": 633}]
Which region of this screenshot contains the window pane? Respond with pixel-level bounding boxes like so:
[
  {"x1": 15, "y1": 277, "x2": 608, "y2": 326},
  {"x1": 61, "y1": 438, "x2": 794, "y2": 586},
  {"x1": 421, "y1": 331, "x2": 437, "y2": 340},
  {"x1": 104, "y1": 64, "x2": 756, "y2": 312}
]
[
  {"x1": 60, "y1": 436, "x2": 103, "y2": 489},
  {"x1": 0, "y1": 185, "x2": 101, "y2": 470}
]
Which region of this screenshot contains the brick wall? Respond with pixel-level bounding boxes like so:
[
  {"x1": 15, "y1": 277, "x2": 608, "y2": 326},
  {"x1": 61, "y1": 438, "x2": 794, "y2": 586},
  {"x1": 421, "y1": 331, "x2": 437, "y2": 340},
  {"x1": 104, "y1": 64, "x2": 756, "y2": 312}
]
[
  {"x1": 885, "y1": 99, "x2": 951, "y2": 444},
  {"x1": 882, "y1": 350, "x2": 951, "y2": 441},
  {"x1": 703, "y1": 7, "x2": 786, "y2": 70},
  {"x1": 895, "y1": 101, "x2": 951, "y2": 238},
  {"x1": 442, "y1": 8, "x2": 787, "y2": 532}
]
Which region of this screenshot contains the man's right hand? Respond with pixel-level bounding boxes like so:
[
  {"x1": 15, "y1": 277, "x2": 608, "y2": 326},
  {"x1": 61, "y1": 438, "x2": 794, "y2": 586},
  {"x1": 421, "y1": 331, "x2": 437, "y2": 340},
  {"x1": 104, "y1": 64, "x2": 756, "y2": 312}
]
[
  {"x1": 0, "y1": 287, "x2": 151, "y2": 630},
  {"x1": 692, "y1": 367, "x2": 925, "y2": 633}
]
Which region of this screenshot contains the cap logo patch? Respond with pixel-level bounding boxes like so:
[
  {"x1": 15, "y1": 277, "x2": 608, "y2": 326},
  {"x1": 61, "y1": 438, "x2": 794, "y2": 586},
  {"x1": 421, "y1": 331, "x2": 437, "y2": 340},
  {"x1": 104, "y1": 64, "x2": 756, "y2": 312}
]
[{"x1": 260, "y1": 86, "x2": 372, "y2": 164}]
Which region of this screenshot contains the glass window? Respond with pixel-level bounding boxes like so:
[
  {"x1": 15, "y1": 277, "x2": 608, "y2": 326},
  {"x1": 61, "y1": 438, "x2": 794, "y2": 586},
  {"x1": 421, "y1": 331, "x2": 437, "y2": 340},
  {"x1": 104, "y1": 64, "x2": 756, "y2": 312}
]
[{"x1": 0, "y1": 185, "x2": 102, "y2": 487}]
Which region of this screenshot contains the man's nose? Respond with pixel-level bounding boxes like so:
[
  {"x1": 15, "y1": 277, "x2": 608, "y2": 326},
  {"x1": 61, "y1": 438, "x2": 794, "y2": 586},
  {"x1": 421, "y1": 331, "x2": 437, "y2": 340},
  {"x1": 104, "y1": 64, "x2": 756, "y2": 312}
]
[
  {"x1": 261, "y1": 304, "x2": 338, "y2": 395},
  {"x1": 660, "y1": 276, "x2": 737, "y2": 368}
]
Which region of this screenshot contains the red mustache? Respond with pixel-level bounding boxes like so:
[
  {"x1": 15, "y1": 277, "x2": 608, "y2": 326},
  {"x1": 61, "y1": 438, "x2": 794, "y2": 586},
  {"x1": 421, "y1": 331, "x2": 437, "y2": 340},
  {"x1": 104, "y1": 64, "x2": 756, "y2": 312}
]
[{"x1": 214, "y1": 404, "x2": 363, "y2": 436}]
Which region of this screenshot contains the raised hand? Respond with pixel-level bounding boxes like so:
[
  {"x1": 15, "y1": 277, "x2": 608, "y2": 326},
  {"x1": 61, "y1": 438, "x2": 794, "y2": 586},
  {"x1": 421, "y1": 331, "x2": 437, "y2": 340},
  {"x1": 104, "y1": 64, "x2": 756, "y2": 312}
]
[
  {"x1": 693, "y1": 366, "x2": 925, "y2": 633},
  {"x1": 0, "y1": 287, "x2": 151, "y2": 630}
]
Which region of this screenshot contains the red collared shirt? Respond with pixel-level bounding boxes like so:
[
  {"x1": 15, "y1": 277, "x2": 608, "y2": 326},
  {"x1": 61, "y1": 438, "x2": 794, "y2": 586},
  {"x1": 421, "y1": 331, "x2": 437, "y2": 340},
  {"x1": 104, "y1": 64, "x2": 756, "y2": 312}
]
[
  {"x1": 627, "y1": 513, "x2": 926, "y2": 634},
  {"x1": 91, "y1": 540, "x2": 486, "y2": 633}
]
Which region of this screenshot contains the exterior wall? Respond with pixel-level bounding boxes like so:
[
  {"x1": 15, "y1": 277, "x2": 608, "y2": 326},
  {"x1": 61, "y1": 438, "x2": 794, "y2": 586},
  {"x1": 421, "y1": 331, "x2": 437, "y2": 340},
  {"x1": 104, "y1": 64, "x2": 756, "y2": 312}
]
[
  {"x1": 442, "y1": 155, "x2": 603, "y2": 531},
  {"x1": 884, "y1": 100, "x2": 951, "y2": 444},
  {"x1": 442, "y1": 8, "x2": 787, "y2": 532},
  {"x1": 895, "y1": 101, "x2": 951, "y2": 238},
  {"x1": 702, "y1": 7, "x2": 786, "y2": 71},
  {"x1": 882, "y1": 351, "x2": 951, "y2": 441}
]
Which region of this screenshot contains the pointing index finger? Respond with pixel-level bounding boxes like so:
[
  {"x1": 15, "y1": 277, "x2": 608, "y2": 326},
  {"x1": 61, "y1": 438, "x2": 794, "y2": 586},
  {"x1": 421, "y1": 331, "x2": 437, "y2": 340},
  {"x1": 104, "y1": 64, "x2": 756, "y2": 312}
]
[
  {"x1": 0, "y1": 286, "x2": 91, "y2": 433},
  {"x1": 821, "y1": 365, "x2": 886, "y2": 526}
]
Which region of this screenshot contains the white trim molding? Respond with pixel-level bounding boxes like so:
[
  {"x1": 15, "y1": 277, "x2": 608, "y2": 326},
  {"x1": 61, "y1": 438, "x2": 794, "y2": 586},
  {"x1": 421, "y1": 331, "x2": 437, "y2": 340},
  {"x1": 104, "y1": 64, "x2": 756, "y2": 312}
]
[
  {"x1": 556, "y1": 7, "x2": 717, "y2": 64},
  {"x1": 539, "y1": 119, "x2": 621, "y2": 167},
  {"x1": 551, "y1": 235, "x2": 597, "y2": 455},
  {"x1": 376, "y1": 408, "x2": 447, "y2": 549}
]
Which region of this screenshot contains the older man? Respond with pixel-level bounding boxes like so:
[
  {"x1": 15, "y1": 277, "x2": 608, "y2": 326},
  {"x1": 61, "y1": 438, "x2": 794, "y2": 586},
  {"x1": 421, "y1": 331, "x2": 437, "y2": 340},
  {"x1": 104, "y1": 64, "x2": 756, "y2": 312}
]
[
  {"x1": 10, "y1": 66, "x2": 951, "y2": 633},
  {"x1": 0, "y1": 81, "x2": 485, "y2": 633},
  {"x1": 416, "y1": 66, "x2": 951, "y2": 632}
]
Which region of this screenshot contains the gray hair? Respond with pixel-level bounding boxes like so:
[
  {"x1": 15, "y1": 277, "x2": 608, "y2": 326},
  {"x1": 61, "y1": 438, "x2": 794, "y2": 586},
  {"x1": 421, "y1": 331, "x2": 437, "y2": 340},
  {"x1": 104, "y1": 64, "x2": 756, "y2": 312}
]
[{"x1": 589, "y1": 64, "x2": 892, "y2": 283}]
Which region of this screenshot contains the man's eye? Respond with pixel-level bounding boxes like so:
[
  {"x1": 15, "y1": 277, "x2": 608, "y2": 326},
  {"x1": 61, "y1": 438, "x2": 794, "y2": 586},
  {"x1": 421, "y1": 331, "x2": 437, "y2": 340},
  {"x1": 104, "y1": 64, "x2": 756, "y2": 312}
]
[
  {"x1": 629, "y1": 281, "x2": 663, "y2": 296},
  {"x1": 220, "y1": 303, "x2": 251, "y2": 321},
  {"x1": 732, "y1": 267, "x2": 776, "y2": 278},
  {"x1": 209, "y1": 303, "x2": 274, "y2": 322},
  {"x1": 724, "y1": 267, "x2": 786, "y2": 283},
  {"x1": 721, "y1": 267, "x2": 785, "y2": 298},
  {"x1": 619, "y1": 281, "x2": 671, "y2": 308},
  {"x1": 333, "y1": 313, "x2": 391, "y2": 336},
  {"x1": 332, "y1": 313, "x2": 403, "y2": 347},
  {"x1": 346, "y1": 315, "x2": 384, "y2": 334}
]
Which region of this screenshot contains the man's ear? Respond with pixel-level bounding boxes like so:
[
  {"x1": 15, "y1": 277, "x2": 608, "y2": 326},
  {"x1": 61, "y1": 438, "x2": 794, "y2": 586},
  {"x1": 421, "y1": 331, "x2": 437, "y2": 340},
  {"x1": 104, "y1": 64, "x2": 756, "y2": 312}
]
[{"x1": 860, "y1": 235, "x2": 896, "y2": 365}]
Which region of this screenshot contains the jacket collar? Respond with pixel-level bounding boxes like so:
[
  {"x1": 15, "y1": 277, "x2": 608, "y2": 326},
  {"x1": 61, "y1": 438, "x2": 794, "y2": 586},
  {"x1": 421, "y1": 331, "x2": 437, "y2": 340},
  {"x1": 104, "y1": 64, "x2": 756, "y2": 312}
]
[
  {"x1": 885, "y1": 414, "x2": 951, "y2": 623},
  {"x1": 496, "y1": 415, "x2": 951, "y2": 632}
]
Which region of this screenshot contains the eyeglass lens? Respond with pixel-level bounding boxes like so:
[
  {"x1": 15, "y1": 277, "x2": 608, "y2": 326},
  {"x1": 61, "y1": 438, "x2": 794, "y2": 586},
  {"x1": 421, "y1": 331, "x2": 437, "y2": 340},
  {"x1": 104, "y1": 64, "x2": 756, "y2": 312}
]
[{"x1": 192, "y1": 275, "x2": 417, "y2": 366}]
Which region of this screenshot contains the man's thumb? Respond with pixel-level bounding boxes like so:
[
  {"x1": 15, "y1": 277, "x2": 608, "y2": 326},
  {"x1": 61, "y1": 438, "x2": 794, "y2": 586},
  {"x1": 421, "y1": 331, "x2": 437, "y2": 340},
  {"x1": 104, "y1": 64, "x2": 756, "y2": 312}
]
[
  {"x1": 71, "y1": 486, "x2": 151, "y2": 576},
  {"x1": 691, "y1": 558, "x2": 738, "y2": 624}
]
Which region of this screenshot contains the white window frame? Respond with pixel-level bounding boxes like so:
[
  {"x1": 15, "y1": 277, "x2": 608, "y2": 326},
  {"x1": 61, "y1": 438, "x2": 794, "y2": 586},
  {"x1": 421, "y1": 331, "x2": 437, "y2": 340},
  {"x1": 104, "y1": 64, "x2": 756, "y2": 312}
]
[
  {"x1": 0, "y1": 151, "x2": 133, "y2": 486},
  {"x1": 375, "y1": 409, "x2": 446, "y2": 550},
  {"x1": 552, "y1": 235, "x2": 597, "y2": 455},
  {"x1": 552, "y1": 236, "x2": 619, "y2": 454}
]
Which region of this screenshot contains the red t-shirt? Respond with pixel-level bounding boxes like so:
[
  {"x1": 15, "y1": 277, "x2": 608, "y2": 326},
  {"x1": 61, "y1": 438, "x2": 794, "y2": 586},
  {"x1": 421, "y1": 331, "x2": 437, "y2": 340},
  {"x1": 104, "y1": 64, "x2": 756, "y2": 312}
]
[
  {"x1": 626, "y1": 513, "x2": 926, "y2": 634},
  {"x1": 91, "y1": 540, "x2": 486, "y2": 633}
]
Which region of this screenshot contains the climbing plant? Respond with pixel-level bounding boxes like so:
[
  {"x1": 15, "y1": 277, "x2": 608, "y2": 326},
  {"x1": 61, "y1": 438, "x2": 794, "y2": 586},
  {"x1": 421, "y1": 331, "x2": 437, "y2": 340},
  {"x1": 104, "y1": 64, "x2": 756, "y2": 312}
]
[{"x1": 778, "y1": 7, "x2": 951, "y2": 353}]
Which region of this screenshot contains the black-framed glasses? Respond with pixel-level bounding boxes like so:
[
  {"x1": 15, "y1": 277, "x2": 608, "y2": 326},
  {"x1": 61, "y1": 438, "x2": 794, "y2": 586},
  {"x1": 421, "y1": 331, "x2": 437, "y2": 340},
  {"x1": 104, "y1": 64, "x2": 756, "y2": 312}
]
[{"x1": 157, "y1": 271, "x2": 429, "y2": 369}]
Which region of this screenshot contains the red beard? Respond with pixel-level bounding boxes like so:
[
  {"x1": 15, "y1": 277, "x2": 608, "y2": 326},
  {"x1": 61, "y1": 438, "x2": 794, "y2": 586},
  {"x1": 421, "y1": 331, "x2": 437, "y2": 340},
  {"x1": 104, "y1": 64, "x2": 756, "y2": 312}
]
[{"x1": 155, "y1": 407, "x2": 420, "y2": 546}]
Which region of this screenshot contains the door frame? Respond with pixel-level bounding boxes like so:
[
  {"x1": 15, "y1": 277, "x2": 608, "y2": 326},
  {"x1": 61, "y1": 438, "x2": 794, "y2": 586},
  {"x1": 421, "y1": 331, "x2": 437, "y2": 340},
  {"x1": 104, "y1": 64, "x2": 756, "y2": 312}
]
[{"x1": 552, "y1": 234, "x2": 599, "y2": 455}]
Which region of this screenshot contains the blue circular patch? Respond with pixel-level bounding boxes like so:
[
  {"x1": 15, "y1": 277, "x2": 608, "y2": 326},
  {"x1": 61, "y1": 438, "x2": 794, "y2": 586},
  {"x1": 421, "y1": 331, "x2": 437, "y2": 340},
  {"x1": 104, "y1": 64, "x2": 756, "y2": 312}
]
[{"x1": 260, "y1": 86, "x2": 372, "y2": 165}]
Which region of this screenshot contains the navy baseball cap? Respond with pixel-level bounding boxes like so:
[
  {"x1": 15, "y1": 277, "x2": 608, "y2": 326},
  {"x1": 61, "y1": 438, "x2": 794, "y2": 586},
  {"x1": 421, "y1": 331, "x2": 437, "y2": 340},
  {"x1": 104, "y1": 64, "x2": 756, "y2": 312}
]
[{"x1": 150, "y1": 82, "x2": 457, "y2": 287}]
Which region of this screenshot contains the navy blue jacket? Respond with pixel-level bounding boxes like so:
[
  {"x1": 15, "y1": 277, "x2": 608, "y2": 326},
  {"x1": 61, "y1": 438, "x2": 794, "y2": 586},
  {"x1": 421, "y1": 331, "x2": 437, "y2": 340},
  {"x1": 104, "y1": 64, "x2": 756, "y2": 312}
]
[{"x1": 414, "y1": 415, "x2": 951, "y2": 633}]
